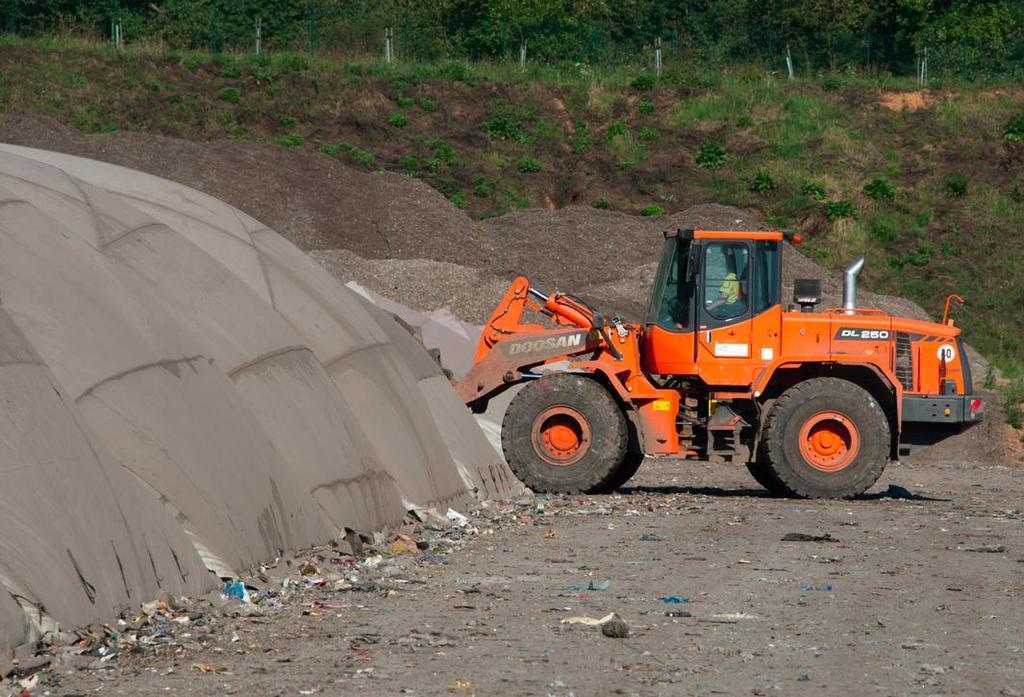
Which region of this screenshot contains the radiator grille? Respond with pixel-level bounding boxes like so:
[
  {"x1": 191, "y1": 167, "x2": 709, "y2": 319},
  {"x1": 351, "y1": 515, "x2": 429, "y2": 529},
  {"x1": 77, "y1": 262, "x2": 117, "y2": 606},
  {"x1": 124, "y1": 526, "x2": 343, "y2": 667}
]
[{"x1": 895, "y1": 332, "x2": 914, "y2": 390}]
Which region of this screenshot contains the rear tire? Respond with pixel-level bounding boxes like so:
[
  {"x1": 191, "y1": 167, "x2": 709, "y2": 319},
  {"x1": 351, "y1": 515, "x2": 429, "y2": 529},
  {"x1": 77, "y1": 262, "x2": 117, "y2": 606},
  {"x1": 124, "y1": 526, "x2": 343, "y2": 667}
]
[
  {"x1": 502, "y1": 373, "x2": 627, "y2": 494},
  {"x1": 760, "y1": 378, "x2": 890, "y2": 499}
]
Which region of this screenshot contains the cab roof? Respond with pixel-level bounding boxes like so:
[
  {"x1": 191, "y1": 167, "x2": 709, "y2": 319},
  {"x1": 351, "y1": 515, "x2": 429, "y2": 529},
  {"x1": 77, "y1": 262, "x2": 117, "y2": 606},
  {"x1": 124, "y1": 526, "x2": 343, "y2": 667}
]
[{"x1": 665, "y1": 228, "x2": 802, "y2": 243}]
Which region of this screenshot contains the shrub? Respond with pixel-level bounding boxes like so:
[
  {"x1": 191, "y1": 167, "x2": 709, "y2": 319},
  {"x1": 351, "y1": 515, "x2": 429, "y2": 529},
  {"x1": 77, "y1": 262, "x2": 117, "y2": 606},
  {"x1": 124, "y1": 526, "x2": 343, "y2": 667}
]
[
  {"x1": 695, "y1": 142, "x2": 726, "y2": 169},
  {"x1": 824, "y1": 199, "x2": 855, "y2": 220},
  {"x1": 481, "y1": 101, "x2": 534, "y2": 141},
  {"x1": 821, "y1": 76, "x2": 841, "y2": 92},
  {"x1": 474, "y1": 176, "x2": 499, "y2": 198},
  {"x1": 1011, "y1": 185, "x2": 1024, "y2": 203},
  {"x1": 182, "y1": 56, "x2": 201, "y2": 72},
  {"x1": 426, "y1": 138, "x2": 457, "y2": 168},
  {"x1": 750, "y1": 170, "x2": 775, "y2": 195},
  {"x1": 636, "y1": 99, "x2": 655, "y2": 114},
  {"x1": 941, "y1": 241, "x2": 958, "y2": 257},
  {"x1": 1004, "y1": 111, "x2": 1024, "y2": 142},
  {"x1": 869, "y1": 220, "x2": 896, "y2": 243},
  {"x1": 617, "y1": 160, "x2": 637, "y2": 172},
  {"x1": 339, "y1": 141, "x2": 374, "y2": 168},
  {"x1": 220, "y1": 65, "x2": 242, "y2": 78},
  {"x1": 631, "y1": 74, "x2": 656, "y2": 91},
  {"x1": 251, "y1": 65, "x2": 275, "y2": 83},
  {"x1": 640, "y1": 204, "x2": 665, "y2": 216},
  {"x1": 275, "y1": 133, "x2": 303, "y2": 148},
  {"x1": 388, "y1": 112, "x2": 409, "y2": 128},
  {"x1": 398, "y1": 154, "x2": 420, "y2": 173},
  {"x1": 517, "y1": 157, "x2": 542, "y2": 173},
  {"x1": 449, "y1": 192, "x2": 466, "y2": 209},
  {"x1": 593, "y1": 197, "x2": 610, "y2": 209},
  {"x1": 419, "y1": 98, "x2": 437, "y2": 112},
  {"x1": 736, "y1": 114, "x2": 753, "y2": 128},
  {"x1": 801, "y1": 180, "x2": 827, "y2": 201},
  {"x1": 278, "y1": 114, "x2": 297, "y2": 128},
  {"x1": 638, "y1": 127, "x2": 660, "y2": 142},
  {"x1": 218, "y1": 87, "x2": 241, "y2": 103},
  {"x1": 318, "y1": 143, "x2": 340, "y2": 156},
  {"x1": 945, "y1": 173, "x2": 968, "y2": 198},
  {"x1": 278, "y1": 54, "x2": 310, "y2": 73},
  {"x1": 606, "y1": 121, "x2": 628, "y2": 138},
  {"x1": 395, "y1": 95, "x2": 414, "y2": 110},
  {"x1": 1004, "y1": 380, "x2": 1024, "y2": 429},
  {"x1": 863, "y1": 177, "x2": 898, "y2": 201},
  {"x1": 890, "y1": 244, "x2": 935, "y2": 269},
  {"x1": 569, "y1": 121, "x2": 592, "y2": 155}
]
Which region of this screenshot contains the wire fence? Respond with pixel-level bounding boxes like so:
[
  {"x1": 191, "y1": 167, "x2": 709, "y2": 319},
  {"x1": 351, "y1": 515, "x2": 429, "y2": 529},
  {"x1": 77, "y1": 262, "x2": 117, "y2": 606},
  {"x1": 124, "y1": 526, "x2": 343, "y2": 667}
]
[{"x1": 3, "y1": 1, "x2": 1022, "y2": 82}]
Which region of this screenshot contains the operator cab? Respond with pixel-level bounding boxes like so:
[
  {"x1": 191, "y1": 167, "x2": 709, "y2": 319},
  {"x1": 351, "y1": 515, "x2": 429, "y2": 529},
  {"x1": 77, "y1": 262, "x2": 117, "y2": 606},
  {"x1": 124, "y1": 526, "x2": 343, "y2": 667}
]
[{"x1": 643, "y1": 229, "x2": 790, "y2": 377}]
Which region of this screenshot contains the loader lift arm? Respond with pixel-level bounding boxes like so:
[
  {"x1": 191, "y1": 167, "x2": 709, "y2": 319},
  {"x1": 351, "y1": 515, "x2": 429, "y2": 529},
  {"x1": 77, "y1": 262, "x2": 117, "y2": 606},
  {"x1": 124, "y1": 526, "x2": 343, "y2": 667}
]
[{"x1": 459, "y1": 276, "x2": 626, "y2": 407}]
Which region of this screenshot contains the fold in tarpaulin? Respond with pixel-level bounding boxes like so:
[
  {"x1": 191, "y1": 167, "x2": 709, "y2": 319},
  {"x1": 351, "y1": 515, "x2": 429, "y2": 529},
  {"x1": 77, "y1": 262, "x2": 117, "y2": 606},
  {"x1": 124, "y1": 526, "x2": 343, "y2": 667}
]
[{"x1": 0, "y1": 145, "x2": 522, "y2": 666}]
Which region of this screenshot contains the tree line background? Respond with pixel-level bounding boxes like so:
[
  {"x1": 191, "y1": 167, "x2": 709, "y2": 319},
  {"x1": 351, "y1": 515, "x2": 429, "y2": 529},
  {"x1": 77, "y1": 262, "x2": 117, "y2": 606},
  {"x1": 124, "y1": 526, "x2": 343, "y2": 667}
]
[{"x1": 4, "y1": 0, "x2": 1023, "y2": 78}]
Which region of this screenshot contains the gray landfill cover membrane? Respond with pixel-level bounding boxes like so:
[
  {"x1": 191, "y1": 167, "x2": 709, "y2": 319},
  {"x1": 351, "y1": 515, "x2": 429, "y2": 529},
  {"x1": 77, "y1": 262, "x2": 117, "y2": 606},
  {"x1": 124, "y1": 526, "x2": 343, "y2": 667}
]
[
  {"x1": 347, "y1": 282, "x2": 523, "y2": 461},
  {"x1": 0, "y1": 144, "x2": 522, "y2": 668}
]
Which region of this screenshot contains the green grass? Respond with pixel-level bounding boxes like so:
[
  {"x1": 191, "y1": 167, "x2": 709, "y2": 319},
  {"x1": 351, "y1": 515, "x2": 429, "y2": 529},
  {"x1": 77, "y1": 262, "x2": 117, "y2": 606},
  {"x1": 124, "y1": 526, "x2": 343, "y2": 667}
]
[{"x1": 2, "y1": 34, "x2": 1023, "y2": 375}]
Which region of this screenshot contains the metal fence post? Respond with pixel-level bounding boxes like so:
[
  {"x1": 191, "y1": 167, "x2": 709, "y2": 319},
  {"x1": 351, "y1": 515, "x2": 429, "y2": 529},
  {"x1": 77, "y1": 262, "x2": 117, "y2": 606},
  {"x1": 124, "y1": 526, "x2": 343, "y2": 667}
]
[
  {"x1": 403, "y1": 3, "x2": 410, "y2": 60},
  {"x1": 255, "y1": 17, "x2": 261, "y2": 55},
  {"x1": 385, "y1": 26, "x2": 393, "y2": 64},
  {"x1": 785, "y1": 44, "x2": 794, "y2": 79},
  {"x1": 519, "y1": 37, "x2": 526, "y2": 69},
  {"x1": 211, "y1": 0, "x2": 220, "y2": 53},
  {"x1": 308, "y1": 2, "x2": 317, "y2": 54},
  {"x1": 654, "y1": 36, "x2": 662, "y2": 77}
]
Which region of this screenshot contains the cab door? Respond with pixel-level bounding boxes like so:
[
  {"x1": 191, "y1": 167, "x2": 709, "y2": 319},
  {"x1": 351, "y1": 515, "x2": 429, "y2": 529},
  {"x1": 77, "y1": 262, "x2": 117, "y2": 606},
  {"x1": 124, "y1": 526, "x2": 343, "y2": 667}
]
[{"x1": 696, "y1": 240, "x2": 754, "y2": 385}]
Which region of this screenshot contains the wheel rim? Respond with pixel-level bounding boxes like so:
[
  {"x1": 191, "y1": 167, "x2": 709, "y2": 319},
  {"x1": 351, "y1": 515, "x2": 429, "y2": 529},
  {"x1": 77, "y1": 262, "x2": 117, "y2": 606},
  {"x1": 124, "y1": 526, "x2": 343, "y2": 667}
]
[
  {"x1": 531, "y1": 406, "x2": 591, "y2": 466},
  {"x1": 798, "y1": 411, "x2": 859, "y2": 472}
]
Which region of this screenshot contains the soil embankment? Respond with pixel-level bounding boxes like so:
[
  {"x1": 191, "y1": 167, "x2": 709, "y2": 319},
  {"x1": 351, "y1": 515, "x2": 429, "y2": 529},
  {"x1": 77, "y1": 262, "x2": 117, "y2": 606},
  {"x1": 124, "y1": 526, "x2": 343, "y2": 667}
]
[{"x1": 0, "y1": 116, "x2": 1014, "y2": 464}]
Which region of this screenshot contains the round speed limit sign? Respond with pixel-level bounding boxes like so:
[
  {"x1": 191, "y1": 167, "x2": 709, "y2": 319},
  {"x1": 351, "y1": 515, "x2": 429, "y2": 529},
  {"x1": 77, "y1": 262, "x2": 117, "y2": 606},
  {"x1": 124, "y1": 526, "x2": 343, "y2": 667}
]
[{"x1": 937, "y1": 344, "x2": 956, "y2": 362}]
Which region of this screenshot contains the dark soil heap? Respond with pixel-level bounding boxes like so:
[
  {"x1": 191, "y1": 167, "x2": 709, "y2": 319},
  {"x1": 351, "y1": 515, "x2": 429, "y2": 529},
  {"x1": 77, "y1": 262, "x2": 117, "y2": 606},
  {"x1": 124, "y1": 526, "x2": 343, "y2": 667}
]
[{"x1": 0, "y1": 116, "x2": 1012, "y2": 464}]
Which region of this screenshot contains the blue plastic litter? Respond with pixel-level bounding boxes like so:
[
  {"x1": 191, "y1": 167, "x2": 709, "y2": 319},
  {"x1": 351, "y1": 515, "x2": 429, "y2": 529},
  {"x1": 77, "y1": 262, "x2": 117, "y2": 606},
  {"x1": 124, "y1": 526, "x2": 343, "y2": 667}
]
[
  {"x1": 223, "y1": 581, "x2": 248, "y2": 601},
  {"x1": 801, "y1": 584, "x2": 833, "y2": 592},
  {"x1": 659, "y1": 596, "x2": 689, "y2": 604}
]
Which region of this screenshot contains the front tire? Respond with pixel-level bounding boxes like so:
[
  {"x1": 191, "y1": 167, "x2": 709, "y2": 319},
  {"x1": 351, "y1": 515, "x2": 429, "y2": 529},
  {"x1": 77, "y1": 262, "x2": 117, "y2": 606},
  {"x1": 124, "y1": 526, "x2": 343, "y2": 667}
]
[
  {"x1": 502, "y1": 373, "x2": 627, "y2": 494},
  {"x1": 760, "y1": 378, "x2": 890, "y2": 498}
]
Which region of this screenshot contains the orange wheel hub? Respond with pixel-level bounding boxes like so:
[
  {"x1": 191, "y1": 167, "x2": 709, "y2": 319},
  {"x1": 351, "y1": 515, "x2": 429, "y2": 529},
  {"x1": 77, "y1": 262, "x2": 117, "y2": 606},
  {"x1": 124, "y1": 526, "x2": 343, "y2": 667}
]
[
  {"x1": 798, "y1": 411, "x2": 859, "y2": 472},
  {"x1": 531, "y1": 406, "x2": 591, "y2": 466}
]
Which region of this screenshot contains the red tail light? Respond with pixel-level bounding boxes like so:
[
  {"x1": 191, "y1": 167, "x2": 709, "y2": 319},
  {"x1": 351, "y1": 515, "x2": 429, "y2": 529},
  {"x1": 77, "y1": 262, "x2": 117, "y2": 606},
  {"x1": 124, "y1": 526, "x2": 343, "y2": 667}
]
[{"x1": 970, "y1": 399, "x2": 982, "y2": 411}]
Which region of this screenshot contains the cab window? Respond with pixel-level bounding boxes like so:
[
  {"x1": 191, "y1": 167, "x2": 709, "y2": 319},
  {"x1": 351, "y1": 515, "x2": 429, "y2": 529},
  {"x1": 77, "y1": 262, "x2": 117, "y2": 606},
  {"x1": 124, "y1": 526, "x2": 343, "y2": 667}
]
[
  {"x1": 647, "y1": 237, "x2": 693, "y2": 331},
  {"x1": 704, "y1": 242, "x2": 749, "y2": 320},
  {"x1": 752, "y1": 240, "x2": 780, "y2": 314}
]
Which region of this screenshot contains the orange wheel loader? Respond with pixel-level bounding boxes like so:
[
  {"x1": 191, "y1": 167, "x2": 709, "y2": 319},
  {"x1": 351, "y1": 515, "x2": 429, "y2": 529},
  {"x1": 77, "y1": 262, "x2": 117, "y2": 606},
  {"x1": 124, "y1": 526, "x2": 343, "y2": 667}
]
[{"x1": 455, "y1": 229, "x2": 984, "y2": 498}]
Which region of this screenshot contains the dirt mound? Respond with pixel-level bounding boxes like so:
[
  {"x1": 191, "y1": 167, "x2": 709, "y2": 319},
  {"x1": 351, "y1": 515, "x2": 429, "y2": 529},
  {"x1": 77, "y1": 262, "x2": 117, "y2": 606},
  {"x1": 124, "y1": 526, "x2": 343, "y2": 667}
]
[
  {"x1": 0, "y1": 114, "x2": 496, "y2": 263},
  {"x1": 0, "y1": 118, "x2": 1004, "y2": 464},
  {"x1": 310, "y1": 248, "x2": 508, "y2": 322}
]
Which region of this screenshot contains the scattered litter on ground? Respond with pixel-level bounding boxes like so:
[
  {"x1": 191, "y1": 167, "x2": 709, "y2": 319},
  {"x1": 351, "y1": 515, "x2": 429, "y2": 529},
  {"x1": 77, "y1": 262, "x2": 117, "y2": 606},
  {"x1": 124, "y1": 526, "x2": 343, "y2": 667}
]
[
  {"x1": 782, "y1": 532, "x2": 839, "y2": 542},
  {"x1": 958, "y1": 544, "x2": 1007, "y2": 553},
  {"x1": 601, "y1": 614, "x2": 630, "y2": 638}
]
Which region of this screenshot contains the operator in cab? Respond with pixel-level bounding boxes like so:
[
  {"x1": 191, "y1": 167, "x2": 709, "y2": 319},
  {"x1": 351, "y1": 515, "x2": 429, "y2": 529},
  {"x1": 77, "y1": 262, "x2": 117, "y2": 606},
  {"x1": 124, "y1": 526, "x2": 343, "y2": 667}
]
[{"x1": 706, "y1": 246, "x2": 745, "y2": 319}]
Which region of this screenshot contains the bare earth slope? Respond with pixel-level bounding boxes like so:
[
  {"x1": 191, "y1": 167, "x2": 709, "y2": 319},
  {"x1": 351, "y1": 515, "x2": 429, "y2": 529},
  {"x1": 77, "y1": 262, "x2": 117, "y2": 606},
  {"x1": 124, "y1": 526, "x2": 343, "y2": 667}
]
[{"x1": 0, "y1": 116, "x2": 1013, "y2": 464}]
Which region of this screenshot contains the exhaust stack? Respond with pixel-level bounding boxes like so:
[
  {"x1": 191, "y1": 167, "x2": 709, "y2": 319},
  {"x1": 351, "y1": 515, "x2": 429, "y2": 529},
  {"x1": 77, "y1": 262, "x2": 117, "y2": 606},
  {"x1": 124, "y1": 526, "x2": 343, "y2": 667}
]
[{"x1": 842, "y1": 256, "x2": 865, "y2": 314}]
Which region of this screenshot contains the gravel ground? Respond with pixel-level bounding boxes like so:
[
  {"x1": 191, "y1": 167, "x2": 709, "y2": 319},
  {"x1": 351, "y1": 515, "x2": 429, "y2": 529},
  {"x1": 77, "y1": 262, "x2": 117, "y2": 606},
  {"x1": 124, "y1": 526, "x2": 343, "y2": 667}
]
[{"x1": 17, "y1": 456, "x2": 1023, "y2": 697}]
